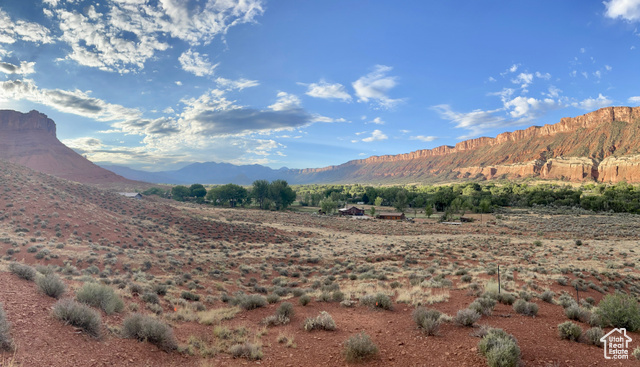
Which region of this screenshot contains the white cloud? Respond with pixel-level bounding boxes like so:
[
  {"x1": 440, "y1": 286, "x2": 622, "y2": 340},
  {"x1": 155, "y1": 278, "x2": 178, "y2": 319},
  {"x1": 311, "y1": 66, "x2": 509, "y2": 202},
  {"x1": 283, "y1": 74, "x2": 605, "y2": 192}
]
[
  {"x1": 0, "y1": 78, "x2": 142, "y2": 122},
  {"x1": 572, "y1": 94, "x2": 613, "y2": 110},
  {"x1": 352, "y1": 65, "x2": 404, "y2": 108},
  {"x1": 215, "y1": 77, "x2": 259, "y2": 90},
  {"x1": 0, "y1": 61, "x2": 35, "y2": 75},
  {"x1": 310, "y1": 115, "x2": 347, "y2": 123},
  {"x1": 367, "y1": 117, "x2": 384, "y2": 125},
  {"x1": 535, "y1": 71, "x2": 551, "y2": 79},
  {"x1": 361, "y1": 129, "x2": 388, "y2": 142},
  {"x1": 432, "y1": 104, "x2": 506, "y2": 139},
  {"x1": 175, "y1": 81, "x2": 182, "y2": 86},
  {"x1": 503, "y1": 96, "x2": 559, "y2": 121},
  {"x1": 410, "y1": 135, "x2": 437, "y2": 142},
  {"x1": 629, "y1": 96, "x2": 640, "y2": 104},
  {"x1": 604, "y1": 0, "x2": 640, "y2": 22},
  {"x1": 269, "y1": 92, "x2": 301, "y2": 111},
  {"x1": 304, "y1": 80, "x2": 351, "y2": 101},
  {"x1": 179, "y1": 49, "x2": 218, "y2": 76},
  {"x1": 44, "y1": 0, "x2": 264, "y2": 73},
  {"x1": 0, "y1": 9, "x2": 54, "y2": 45},
  {"x1": 62, "y1": 137, "x2": 104, "y2": 150},
  {"x1": 511, "y1": 73, "x2": 534, "y2": 88}
]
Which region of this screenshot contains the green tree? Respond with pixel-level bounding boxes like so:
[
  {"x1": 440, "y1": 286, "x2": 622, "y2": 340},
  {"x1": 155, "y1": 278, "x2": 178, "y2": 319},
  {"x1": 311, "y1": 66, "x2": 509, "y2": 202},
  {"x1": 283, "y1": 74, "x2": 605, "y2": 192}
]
[
  {"x1": 251, "y1": 180, "x2": 270, "y2": 209},
  {"x1": 320, "y1": 199, "x2": 338, "y2": 215},
  {"x1": 478, "y1": 198, "x2": 492, "y2": 224},
  {"x1": 425, "y1": 206, "x2": 433, "y2": 218},
  {"x1": 413, "y1": 196, "x2": 425, "y2": 218},
  {"x1": 268, "y1": 180, "x2": 296, "y2": 210},
  {"x1": 206, "y1": 184, "x2": 248, "y2": 207},
  {"x1": 450, "y1": 197, "x2": 471, "y2": 218},
  {"x1": 143, "y1": 187, "x2": 169, "y2": 198},
  {"x1": 171, "y1": 185, "x2": 190, "y2": 201},
  {"x1": 374, "y1": 197, "x2": 383, "y2": 207},
  {"x1": 369, "y1": 206, "x2": 376, "y2": 217},
  {"x1": 394, "y1": 190, "x2": 408, "y2": 213},
  {"x1": 189, "y1": 184, "x2": 207, "y2": 198}
]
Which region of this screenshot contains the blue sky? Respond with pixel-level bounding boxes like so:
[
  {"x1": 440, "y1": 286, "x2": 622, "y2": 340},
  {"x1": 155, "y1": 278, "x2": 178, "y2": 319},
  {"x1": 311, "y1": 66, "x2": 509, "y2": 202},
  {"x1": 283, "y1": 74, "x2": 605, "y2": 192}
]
[{"x1": 1, "y1": 0, "x2": 639, "y2": 171}]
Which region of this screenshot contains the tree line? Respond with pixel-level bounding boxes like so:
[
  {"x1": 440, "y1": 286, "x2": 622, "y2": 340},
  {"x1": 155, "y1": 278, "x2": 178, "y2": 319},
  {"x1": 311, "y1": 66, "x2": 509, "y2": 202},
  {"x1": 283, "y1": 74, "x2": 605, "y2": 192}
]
[
  {"x1": 144, "y1": 180, "x2": 640, "y2": 215},
  {"x1": 143, "y1": 180, "x2": 296, "y2": 210}
]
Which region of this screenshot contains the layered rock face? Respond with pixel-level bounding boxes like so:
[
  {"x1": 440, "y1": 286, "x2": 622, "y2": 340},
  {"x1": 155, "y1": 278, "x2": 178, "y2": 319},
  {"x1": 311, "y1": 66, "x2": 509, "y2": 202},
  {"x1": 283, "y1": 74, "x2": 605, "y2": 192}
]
[
  {"x1": 0, "y1": 110, "x2": 131, "y2": 184},
  {"x1": 291, "y1": 106, "x2": 640, "y2": 183}
]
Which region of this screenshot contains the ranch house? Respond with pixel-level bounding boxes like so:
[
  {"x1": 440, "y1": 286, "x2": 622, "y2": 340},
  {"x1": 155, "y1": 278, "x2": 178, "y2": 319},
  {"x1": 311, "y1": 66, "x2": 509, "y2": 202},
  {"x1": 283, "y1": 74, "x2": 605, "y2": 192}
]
[{"x1": 338, "y1": 206, "x2": 366, "y2": 216}]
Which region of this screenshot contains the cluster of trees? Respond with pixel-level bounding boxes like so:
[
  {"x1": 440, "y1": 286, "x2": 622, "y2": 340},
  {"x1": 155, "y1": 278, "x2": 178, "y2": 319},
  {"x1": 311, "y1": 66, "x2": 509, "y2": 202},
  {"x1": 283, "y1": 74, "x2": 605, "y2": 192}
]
[
  {"x1": 294, "y1": 181, "x2": 640, "y2": 215},
  {"x1": 143, "y1": 180, "x2": 296, "y2": 210}
]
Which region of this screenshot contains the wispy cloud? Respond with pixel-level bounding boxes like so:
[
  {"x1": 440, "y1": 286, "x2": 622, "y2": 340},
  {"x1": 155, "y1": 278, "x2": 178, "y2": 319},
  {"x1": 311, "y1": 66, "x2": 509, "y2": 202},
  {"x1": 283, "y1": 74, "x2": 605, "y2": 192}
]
[
  {"x1": 44, "y1": 0, "x2": 264, "y2": 73},
  {"x1": 572, "y1": 94, "x2": 613, "y2": 110},
  {"x1": 629, "y1": 96, "x2": 640, "y2": 104},
  {"x1": 367, "y1": 117, "x2": 384, "y2": 125},
  {"x1": 0, "y1": 9, "x2": 54, "y2": 45},
  {"x1": 410, "y1": 135, "x2": 437, "y2": 142},
  {"x1": 303, "y1": 80, "x2": 352, "y2": 101},
  {"x1": 431, "y1": 104, "x2": 505, "y2": 139},
  {"x1": 361, "y1": 129, "x2": 388, "y2": 142},
  {"x1": 179, "y1": 49, "x2": 218, "y2": 77},
  {"x1": 269, "y1": 92, "x2": 302, "y2": 111},
  {"x1": 215, "y1": 77, "x2": 259, "y2": 91},
  {"x1": 353, "y1": 65, "x2": 404, "y2": 109}
]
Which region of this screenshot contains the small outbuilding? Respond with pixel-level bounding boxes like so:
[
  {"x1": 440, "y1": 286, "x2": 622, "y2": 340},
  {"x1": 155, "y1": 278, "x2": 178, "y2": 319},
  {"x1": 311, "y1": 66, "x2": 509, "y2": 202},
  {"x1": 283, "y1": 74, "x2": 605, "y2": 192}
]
[
  {"x1": 118, "y1": 192, "x2": 143, "y2": 200},
  {"x1": 376, "y1": 212, "x2": 405, "y2": 220},
  {"x1": 339, "y1": 206, "x2": 366, "y2": 216}
]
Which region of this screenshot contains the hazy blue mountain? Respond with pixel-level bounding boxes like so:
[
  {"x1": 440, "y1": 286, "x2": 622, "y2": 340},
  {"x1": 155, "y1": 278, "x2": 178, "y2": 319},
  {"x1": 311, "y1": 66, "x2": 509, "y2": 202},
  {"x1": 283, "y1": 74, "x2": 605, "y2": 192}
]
[{"x1": 99, "y1": 162, "x2": 291, "y2": 185}]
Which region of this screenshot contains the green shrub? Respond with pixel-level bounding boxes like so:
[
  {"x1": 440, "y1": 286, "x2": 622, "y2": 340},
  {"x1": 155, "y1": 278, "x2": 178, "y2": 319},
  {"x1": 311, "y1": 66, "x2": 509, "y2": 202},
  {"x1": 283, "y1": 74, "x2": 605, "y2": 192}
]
[
  {"x1": 332, "y1": 291, "x2": 345, "y2": 302},
  {"x1": 584, "y1": 327, "x2": 604, "y2": 347},
  {"x1": 53, "y1": 299, "x2": 102, "y2": 337},
  {"x1": 276, "y1": 302, "x2": 294, "y2": 319},
  {"x1": 469, "y1": 297, "x2": 497, "y2": 316},
  {"x1": 237, "y1": 294, "x2": 267, "y2": 310},
  {"x1": 36, "y1": 273, "x2": 66, "y2": 298},
  {"x1": 412, "y1": 307, "x2": 441, "y2": 336},
  {"x1": 513, "y1": 300, "x2": 538, "y2": 317},
  {"x1": 317, "y1": 292, "x2": 331, "y2": 302},
  {"x1": 266, "y1": 293, "x2": 280, "y2": 304},
  {"x1": 564, "y1": 304, "x2": 590, "y2": 323},
  {"x1": 303, "y1": 311, "x2": 336, "y2": 331},
  {"x1": 142, "y1": 292, "x2": 160, "y2": 305},
  {"x1": 229, "y1": 342, "x2": 263, "y2": 360},
  {"x1": 299, "y1": 294, "x2": 311, "y2": 306},
  {"x1": 0, "y1": 303, "x2": 14, "y2": 352},
  {"x1": 360, "y1": 293, "x2": 392, "y2": 310},
  {"x1": 151, "y1": 284, "x2": 168, "y2": 296},
  {"x1": 557, "y1": 293, "x2": 576, "y2": 308},
  {"x1": 122, "y1": 313, "x2": 178, "y2": 352},
  {"x1": 181, "y1": 291, "x2": 200, "y2": 301},
  {"x1": 540, "y1": 290, "x2": 555, "y2": 303},
  {"x1": 633, "y1": 347, "x2": 640, "y2": 360},
  {"x1": 595, "y1": 293, "x2": 640, "y2": 331},
  {"x1": 343, "y1": 332, "x2": 378, "y2": 362},
  {"x1": 454, "y1": 308, "x2": 480, "y2": 327},
  {"x1": 558, "y1": 321, "x2": 582, "y2": 341},
  {"x1": 9, "y1": 262, "x2": 37, "y2": 281},
  {"x1": 496, "y1": 293, "x2": 516, "y2": 305},
  {"x1": 478, "y1": 328, "x2": 520, "y2": 367},
  {"x1": 76, "y1": 282, "x2": 124, "y2": 315}
]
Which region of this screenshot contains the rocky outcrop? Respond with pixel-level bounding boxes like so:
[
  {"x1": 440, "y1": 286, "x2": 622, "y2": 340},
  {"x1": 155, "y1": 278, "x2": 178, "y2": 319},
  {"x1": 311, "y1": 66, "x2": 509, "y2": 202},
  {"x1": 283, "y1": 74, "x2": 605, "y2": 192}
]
[
  {"x1": 0, "y1": 110, "x2": 136, "y2": 185},
  {"x1": 598, "y1": 155, "x2": 640, "y2": 183},
  {"x1": 0, "y1": 110, "x2": 56, "y2": 135}
]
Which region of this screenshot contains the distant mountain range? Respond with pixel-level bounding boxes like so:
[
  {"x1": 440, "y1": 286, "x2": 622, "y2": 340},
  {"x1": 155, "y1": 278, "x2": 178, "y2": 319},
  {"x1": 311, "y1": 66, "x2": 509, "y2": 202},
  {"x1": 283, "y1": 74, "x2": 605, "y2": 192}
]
[
  {"x1": 3, "y1": 107, "x2": 640, "y2": 186},
  {"x1": 100, "y1": 162, "x2": 291, "y2": 185}
]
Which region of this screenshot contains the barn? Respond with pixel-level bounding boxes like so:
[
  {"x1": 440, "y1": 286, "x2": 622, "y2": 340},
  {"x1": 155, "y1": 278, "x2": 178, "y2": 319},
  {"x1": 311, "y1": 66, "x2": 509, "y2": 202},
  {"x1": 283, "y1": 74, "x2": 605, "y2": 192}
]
[
  {"x1": 338, "y1": 206, "x2": 365, "y2": 216},
  {"x1": 376, "y1": 212, "x2": 405, "y2": 220}
]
